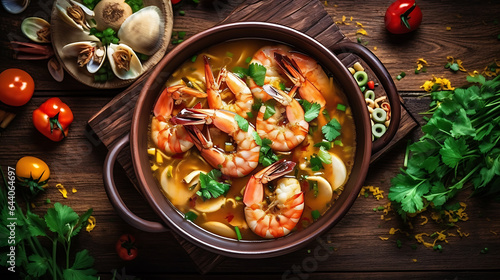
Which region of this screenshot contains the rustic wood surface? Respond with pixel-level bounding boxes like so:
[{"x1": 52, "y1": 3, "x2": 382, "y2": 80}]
[{"x1": 1, "y1": 0, "x2": 500, "y2": 279}]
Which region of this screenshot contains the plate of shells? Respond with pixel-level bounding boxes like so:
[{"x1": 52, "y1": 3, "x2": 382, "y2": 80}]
[{"x1": 50, "y1": 0, "x2": 173, "y2": 88}]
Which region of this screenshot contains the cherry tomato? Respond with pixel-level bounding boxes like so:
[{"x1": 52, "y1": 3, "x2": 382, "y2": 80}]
[
  {"x1": 384, "y1": 0, "x2": 422, "y2": 34},
  {"x1": 16, "y1": 156, "x2": 50, "y2": 195},
  {"x1": 116, "y1": 234, "x2": 138, "y2": 261},
  {"x1": 0, "y1": 68, "x2": 35, "y2": 106},
  {"x1": 171, "y1": 0, "x2": 182, "y2": 4},
  {"x1": 32, "y1": 97, "x2": 74, "y2": 141},
  {"x1": 367, "y1": 80, "x2": 375, "y2": 90}
]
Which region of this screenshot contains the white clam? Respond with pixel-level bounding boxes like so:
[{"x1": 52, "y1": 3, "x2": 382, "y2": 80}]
[
  {"x1": 56, "y1": 0, "x2": 94, "y2": 31},
  {"x1": 117, "y1": 6, "x2": 164, "y2": 55},
  {"x1": 201, "y1": 221, "x2": 237, "y2": 239},
  {"x1": 1, "y1": 0, "x2": 30, "y2": 14},
  {"x1": 62, "y1": 41, "x2": 106, "y2": 74},
  {"x1": 21, "y1": 17, "x2": 51, "y2": 43},
  {"x1": 107, "y1": 43, "x2": 143, "y2": 80}
]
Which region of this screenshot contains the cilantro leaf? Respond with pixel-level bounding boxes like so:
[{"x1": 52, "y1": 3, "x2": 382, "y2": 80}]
[
  {"x1": 26, "y1": 210, "x2": 48, "y2": 237},
  {"x1": 232, "y1": 66, "x2": 248, "y2": 79},
  {"x1": 309, "y1": 154, "x2": 324, "y2": 171},
  {"x1": 234, "y1": 114, "x2": 249, "y2": 132},
  {"x1": 258, "y1": 138, "x2": 279, "y2": 167},
  {"x1": 298, "y1": 100, "x2": 321, "y2": 122},
  {"x1": 27, "y1": 254, "x2": 49, "y2": 277},
  {"x1": 45, "y1": 202, "x2": 79, "y2": 236},
  {"x1": 248, "y1": 63, "x2": 267, "y2": 86},
  {"x1": 321, "y1": 118, "x2": 342, "y2": 141},
  {"x1": 263, "y1": 100, "x2": 276, "y2": 120},
  {"x1": 439, "y1": 137, "x2": 468, "y2": 168},
  {"x1": 71, "y1": 249, "x2": 95, "y2": 271},
  {"x1": 197, "y1": 170, "x2": 230, "y2": 200}
]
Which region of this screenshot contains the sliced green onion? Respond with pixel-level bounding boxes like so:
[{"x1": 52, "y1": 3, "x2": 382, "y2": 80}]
[
  {"x1": 178, "y1": 31, "x2": 186, "y2": 39},
  {"x1": 245, "y1": 56, "x2": 252, "y2": 64},
  {"x1": 334, "y1": 139, "x2": 343, "y2": 147},
  {"x1": 191, "y1": 55, "x2": 197, "y2": 62},
  {"x1": 234, "y1": 226, "x2": 242, "y2": 240},
  {"x1": 311, "y1": 210, "x2": 321, "y2": 221},
  {"x1": 226, "y1": 51, "x2": 233, "y2": 58},
  {"x1": 336, "y1": 103, "x2": 346, "y2": 111},
  {"x1": 179, "y1": 10, "x2": 186, "y2": 16}
]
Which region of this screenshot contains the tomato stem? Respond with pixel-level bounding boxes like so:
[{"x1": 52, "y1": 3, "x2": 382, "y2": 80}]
[
  {"x1": 400, "y1": 2, "x2": 417, "y2": 30},
  {"x1": 49, "y1": 112, "x2": 66, "y2": 138}
]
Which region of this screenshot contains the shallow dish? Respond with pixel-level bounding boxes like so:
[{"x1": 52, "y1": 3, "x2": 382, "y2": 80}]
[
  {"x1": 50, "y1": 0, "x2": 173, "y2": 89},
  {"x1": 103, "y1": 22, "x2": 400, "y2": 258}
]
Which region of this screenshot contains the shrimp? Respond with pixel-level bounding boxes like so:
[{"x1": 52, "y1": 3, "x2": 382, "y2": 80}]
[
  {"x1": 204, "y1": 56, "x2": 254, "y2": 118},
  {"x1": 151, "y1": 85, "x2": 207, "y2": 154},
  {"x1": 246, "y1": 45, "x2": 291, "y2": 101},
  {"x1": 274, "y1": 52, "x2": 328, "y2": 108},
  {"x1": 243, "y1": 159, "x2": 304, "y2": 239},
  {"x1": 172, "y1": 108, "x2": 260, "y2": 177},
  {"x1": 256, "y1": 85, "x2": 308, "y2": 152}
]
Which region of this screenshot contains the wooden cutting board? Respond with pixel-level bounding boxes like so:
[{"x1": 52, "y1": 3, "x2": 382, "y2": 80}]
[{"x1": 88, "y1": 0, "x2": 418, "y2": 274}]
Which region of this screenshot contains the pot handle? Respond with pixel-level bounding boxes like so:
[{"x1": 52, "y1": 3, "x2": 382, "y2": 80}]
[
  {"x1": 330, "y1": 41, "x2": 401, "y2": 153},
  {"x1": 103, "y1": 134, "x2": 169, "y2": 233}
]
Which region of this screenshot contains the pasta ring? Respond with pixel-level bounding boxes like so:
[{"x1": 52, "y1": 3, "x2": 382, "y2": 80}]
[
  {"x1": 372, "y1": 123, "x2": 387, "y2": 139},
  {"x1": 364, "y1": 90, "x2": 375, "y2": 100},
  {"x1": 372, "y1": 108, "x2": 387, "y2": 123},
  {"x1": 353, "y1": 71, "x2": 368, "y2": 86}
]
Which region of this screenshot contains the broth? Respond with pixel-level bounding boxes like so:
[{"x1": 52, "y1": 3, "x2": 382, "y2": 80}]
[{"x1": 148, "y1": 39, "x2": 356, "y2": 240}]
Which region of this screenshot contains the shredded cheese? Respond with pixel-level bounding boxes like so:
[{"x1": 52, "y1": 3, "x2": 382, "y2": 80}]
[
  {"x1": 86, "y1": 216, "x2": 96, "y2": 232},
  {"x1": 359, "y1": 186, "x2": 384, "y2": 200},
  {"x1": 416, "y1": 58, "x2": 428, "y2": 71},
  {"x1": 420, "y1": 215, "x2": 428, "y2": 226},
  {"x1": 420, "y1": 76, "x2": 455, "y2": 92},
  {"x1": 56, "y1": 183, "x2": 68, "y2": 199}
]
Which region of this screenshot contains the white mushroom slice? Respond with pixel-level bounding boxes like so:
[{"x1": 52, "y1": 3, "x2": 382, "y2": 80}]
[
  {"x1": 303, "y1": 175, "x2": 333, "y2": 215},
  {"x1": 160, "y1": 165, "x2": 197, "y2": 206},
  {"x1": 117, "y1": 6, "x2": 164, "y2": 55},
  {"x1": 21, "y1": 17, "x2": 51, "y2": 43},
  {"x1": 194, "y1": 196, "x2": 226, "y2": 213},
  {"x1": 183, "y1": 170, "x2": 203, "y2": 185},
  {"x1": 201, "y1": 221, "x2": 237, "y2": 239},
  {"x1": 107, "y1": 43, "x2": 143, "y2": 80}
]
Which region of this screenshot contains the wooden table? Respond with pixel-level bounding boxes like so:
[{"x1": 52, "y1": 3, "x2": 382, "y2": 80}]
[{"x1": 1, "y1": 0, "x2": 500, "y2": 279}]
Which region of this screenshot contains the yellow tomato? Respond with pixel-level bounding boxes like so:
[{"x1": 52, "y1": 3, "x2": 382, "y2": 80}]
[{"x1": 16, "y1": 156, "x2": 50, "y2": 190}]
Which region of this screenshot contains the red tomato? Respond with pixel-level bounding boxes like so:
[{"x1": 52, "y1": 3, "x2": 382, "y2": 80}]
[
  {"x1": 0, "y1": 68, "x2": 35, "y2": 106},
  {"x1": 116, "y1": 234, "x2": 138, "y2": 261},
  {"x1": 32, "y1": 97, "x2": 74, "y2": 141},
  {"x1": 384, "y1": 0, "x2": 422, "y2": 34},
  {"x1": 171, "y1": 0, "x2": 182, "y2": 4}
]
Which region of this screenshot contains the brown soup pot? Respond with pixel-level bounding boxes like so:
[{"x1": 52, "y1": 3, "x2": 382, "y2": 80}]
[{"x1": 103, "y1": 22, "x2": 400, "y2": 258}]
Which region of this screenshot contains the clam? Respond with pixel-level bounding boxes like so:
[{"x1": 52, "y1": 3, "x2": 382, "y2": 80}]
[
  {"x1": 48, "y1": 57, "x2": 64, "y2": 82},
  {"x1": 107, "y1": 43, "x2": 143, "y2": 80},
  {"x1": 62, "y1": 41, "x2": 106, "y2": 74},
  {"x1": 1, "y1": 0, "x2": 30, "y2": 14},
  {"x1": 21, "y1": 17, "x2": 51, "y2": 43},
  {"x1": 117, "y1": 6, "x2": 164, "y2": 55},
  {"x1": 56, "y1": 0, "x2": 94, "y2": 31},
  {"x1": 93, "y1": 0, "x2": 132, "y2": 31}
]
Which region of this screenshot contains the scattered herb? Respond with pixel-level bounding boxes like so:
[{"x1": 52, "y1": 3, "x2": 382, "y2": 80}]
[
  {"x1": 125, "y1": 0, "x2": 144, "y2": 13},
  {"x1": 177, "y1": 31, "x2": 187, "y2": 39},
  {"x1": 311, "y1": 210, "x2": 321, "y2": 221},
  {"x1": 234, "y1": 114, "x2": 249, "y2": 132},
  {"x1": 317, "y1": 146, "x2": 332, "y2": 164},
  {"x1": 322, "y1": 118, "x2": 342, "y2": 142},
  {"x1": 445, "y1": 62, "x2": 460, "y2": 72},
  {"x1": 245, "y1": 56, "x2": 252, "y2": 64},
  {"x1": 263, "y1": 100, "x2": 276, "y2": 120},
  {"x1": 82, "y1": 0, "x2": 100, "y2": 9},
  {"x1": 313, "y1": 141, "x2": 332, "y2": 150},
  {"x1": 396, "y1": 239, "x2": 402, "y2": 248},
  {"x1": 89, "y1": 27, "x2": 119, "y2": 45},
  {"x1": 298, "y1": 100, "x2": 321, "y2": 122},
  {"x1": 179, "y1": 10, "x2": 186, "y2": 16},
  {"x1": 396, "y1": 71, "x2": 406, "y2": 80},
  {"x1": 196, "y1": 169, "x2": 230, "y2": 200},
  {"x1": 254, "y1": 134, "x2": 279, "y2": 167},
  {"x1": 226, "y1": 51, "x2": 234, "y2": 58},
  {"x1": 480, "y1": 247, "x2": 489, "y2": 254},
  {"x1": 336, "y1": 103, "x2": 346, "y2": 111},
  {"x1": 232, "y1": 66, "x2": 248, "y2": 79},
  {"x1": 389, "y1": 75, "x2": 500, "y2": 218},
  {"x1": 248, "y1": 63, "x2": 267, "y2": 86},
  {"x1": 309, "y1": 154, "x2": 324, "y2": 171},
  {"x1": 184, "y1": 211, "x2": 198, "y2": 221},
  {"x1": 191, "y1": 55, "x2": 197, "y2": 63}
]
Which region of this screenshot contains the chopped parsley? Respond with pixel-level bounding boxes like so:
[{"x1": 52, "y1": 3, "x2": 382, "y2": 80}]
[
  {"x1": 322, "y1": 118, "x2": 342, "y2": 142},
  {"x1": 298, "y1": 100, "x2": 321, "y2": 122},
  {"x1": 253, "y1": 132, "x2": 279, "y2": 167},
  {"x1": 184, "y1": 211, "x2": 198, "y2": 221},
  {"x1": 248, "y1": 63, "x2": 267, "y2": 86},
  {"x1": 234, "y1": 114, "x2": 249, "y2": 132},
  {"x1": 196, "y1": 169, "x2": 230, "y2": 200},
  {"x1": 263, "y1": 100, "x2": 276, "y2": 120}
]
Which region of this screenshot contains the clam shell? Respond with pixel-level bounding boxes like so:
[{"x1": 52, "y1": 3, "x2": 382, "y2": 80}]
[
  {"x1": 21, "y1": 17, "x2": 51, "y2": 43},
  {"x1": 117, "y1": 6, "x2": 164, "y2": 55},
  {"x1": 55, "y1": 0, "x2": 94, "y2": 31},
  {"x1": 1, "y1": 0, "x2": 30, "y2": 14},
  {"x1": 48, "y1": 57, "x2": 64, "y2": 82},
  {"x1": 93, "y1": 0, "x2": 132, "y2": 31},
  {"x1": 62, "y1": 41, "x2": 106, "y2": 73},
  {"x1": 107, "y1": 43, "x2": 143, "y2": 80}
]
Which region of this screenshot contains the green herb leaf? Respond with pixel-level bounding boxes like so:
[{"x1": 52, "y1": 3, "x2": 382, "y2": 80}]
[
  {"x1": 322, "y1": 118, "x2": 342, "y2": 141},
  {"x1": 184, "y1": 211, "x2": 198, "y2": 221},
  {"x1": 308, "y1": 180, "x2": 319, "y2": 197},
  {"x1": 196, "y1": 170, "x2": 230, "y2": 200},
  {"x1": 317, "y1": 146, "x2": 332, "y2": 164},
  {"x1": 298, "y1": 100, "x2": 321, "y2": 122},
  {"x1": 234, "y1": 114, "x2": 249, "y2": 132},
  {"x1": 311, "y1": 210, "x2": 321, "y2": 221},
  {"x1": 310, "y1": 154, "x2": 324, "y2": 171},
  {"x1": 439, "y1": 137, "x2": 468, "y2": 168},
  {"x1": 27, "y1": 254, "x2": 49, "y2": 277},
  {"x1": 26, "y1": 210, "x2": 47, "y2": 237},
  {"x1": 45, "y1": 202, "x2": 79, "y2": 236},
  {"x1": 232, "y1": 66, "x2": 248, "y2": 79},
  {"x1": 258, "y1": 138, "x2": 278, "y2": 167},
  {"x1": 263, "y1": 101, "x2": 276, "y2": 120},
  {"x1": 248, "y1": 63, "x2": 267, "y2": 86}
]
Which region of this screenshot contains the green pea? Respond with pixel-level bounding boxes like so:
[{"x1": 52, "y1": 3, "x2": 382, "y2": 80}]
[
  {"x1": 372, "y1": 108, "x2": 387, "y2": 123},
  {"x1": 372, "y1": 123, "x2": 387, "y2": 139},
  {"x1": 353, "y1": 71, "x2": 368, "y2": 86}
]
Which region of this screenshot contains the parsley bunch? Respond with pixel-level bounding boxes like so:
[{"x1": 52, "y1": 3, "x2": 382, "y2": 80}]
[
  {"x1": 197, "y1": 169, "x2": 230, "y2": 200},
  {"x1": 0, "y1": 168, "x2": 97, "y2": 279},
  {"x1": 389, "y1": 75, "x2": 500, "y2": 218}
]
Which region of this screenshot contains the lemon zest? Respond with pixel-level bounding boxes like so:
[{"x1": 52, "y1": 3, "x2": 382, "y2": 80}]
[
  {"x1": 420, "y1": 215, "x2": 428, "y2": 226},
  {"x1": 420, "y1": 76, "x2": 455, "y2": 92},
  {"x1": 356, "y1": 21, "x2": 364, "y2": 28},
  {"x1": 56, "y1": 183, "x2": 68, "y2": 199},
  {"x1": 356, "y1": 28, "x2": 368, "y2": 36},
  {"x1": 412, "y1": 259, "x2": 417, "y2": 263},
  {"x1": 379, "y1": 236, "x2": 389, "y2": 241},
  {"x1": 446, "y1": 26, "x2": 452, "y2": 31},
  {"x1": 86, "y1": 216, "x2": 96, "y2": 232},
  {"x1": 416, "y1": 58, "x2": 428, "y2": 71},
  {"x1": 72, "y1": 187, "x2": 77, "y2": 193}
]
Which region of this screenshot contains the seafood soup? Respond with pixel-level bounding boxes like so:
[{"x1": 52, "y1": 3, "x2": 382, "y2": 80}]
[{"x1": 148, "y1": 39, "x2": 356, "y2": 240}]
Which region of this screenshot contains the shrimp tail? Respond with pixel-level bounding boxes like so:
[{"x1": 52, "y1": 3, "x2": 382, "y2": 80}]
[{"x1": 243, "y1": 159, "x2": 296, "y2": 206}]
